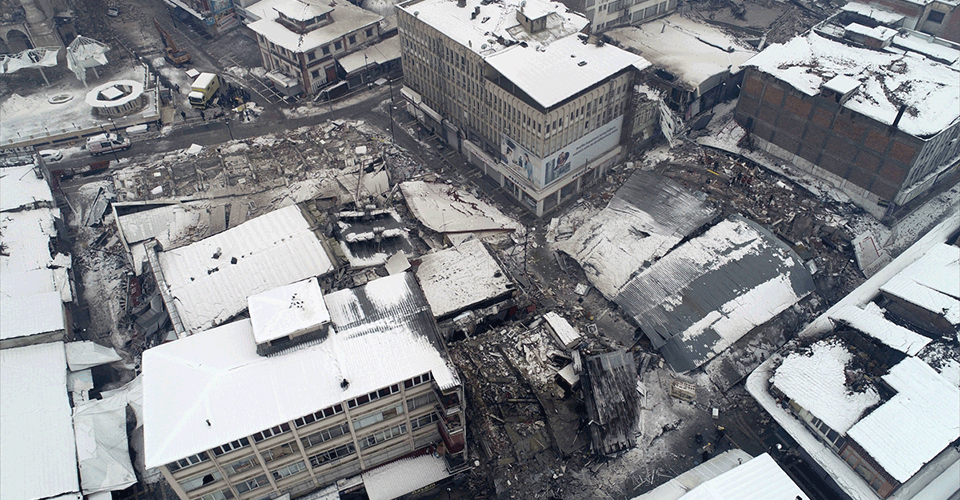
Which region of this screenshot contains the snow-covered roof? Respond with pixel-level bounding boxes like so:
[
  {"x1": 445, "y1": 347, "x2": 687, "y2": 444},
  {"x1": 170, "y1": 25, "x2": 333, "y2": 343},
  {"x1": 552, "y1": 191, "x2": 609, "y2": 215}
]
[
  {"x1": 248, "y1": 1, "x2": 382, "y2": 53},
  {"x1": 829, "y1": 305, "x2": 932, "y2": 355},
  {"x1": 0, "y1": 291, "x2": 66, "y2": 341},
  {"x1": 616, "y1": 216, "x2": 815, "y2": 373},
  {"x1": 0, "y1": 342, "x2": 80, "y2": 500},
  {"x1": 607, "y1": 16, "x2": 757, "y2": 92},
  {"x1": 847, "y1": 356, "x2": 960, "y2": 483},
  {"x1": 879, "y1": 243, "x2": 960, "y2": 325},
  {"x1": 398, "y1": 0, "x2": 588, "y2": 59},
  {"x1": 0, "y1": 164, "x2": 54, "y2": 211},
  {"x1": 361, "y1": 453, "x2": 451, "y2": 500},
  {"x1": 73, "y1": 394, "x2": 137, "y2": 495},
  {"x1": 338, "y1": 36, "x2": 401, "y2": 74},
  {"x1": 844, "y1": 23, "x2": 897, "y2": 42},
  {"x1": 632, "y1": 449, "x2": 754, "y2": 500},
  {"x1": 157, "y1": 204, "x2": 335, "y2": 333},
  {"x1": 891, "y1": 32, "x2": 960, "y2": 65},
  {"x1": 247, "y1": 277, "x2": 330, "y2": 344},
  {"x1": 0, "y1": 207, "x2": 60, "y2": 273},
  {"x1": 64, "y1": 341, "x2": 122, "y2": 371},
  {"x1": 485, "y1": 35, "x2": 649, "y2": 108},
  {"x1": 559, "y1": 170, "x2": 718, "y2": 299},
  {"x1": 415, "y1": 239, "x2": 513, "y2": 319},
  {"x1": 143, "y1": 272, "x2": 459, "y2": 468},
  {"x1": 771, "y1": 339, "x2": 880, "y2": 434},
  {"x1": 543, "y1": 311, "x2": 581, "y2": 349},
  {"x1": 822, "y1": 74, "x2": 861, "y2": 95},
  {"x1": 673, "y1": 453, "x2": 808, "y2": 500},
  {"x1": 741, "y1": 32, "x2": 960, "y2": 138},
  {"x1": 273, "y1": 0, "x2": 333, "y2": 21},
  {"x1": 400, "y1": 181, "x2": 518, "y2": 234},
  {"x1": 840, "y1": 2, "x2": 906, "y2": 26}
]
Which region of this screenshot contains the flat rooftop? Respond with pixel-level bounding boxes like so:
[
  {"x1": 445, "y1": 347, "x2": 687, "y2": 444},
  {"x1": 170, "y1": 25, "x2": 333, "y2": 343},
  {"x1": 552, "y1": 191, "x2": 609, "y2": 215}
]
[
  {"x1": 398, "y1": 0, "x2": 588, "y2": 59},
  {"x1": 742, "y1": 32, "x2": 960, "y2": 138},
  {"x1": 486, "y1": 35, "x2": 649, "y2": 108},
  {"x1": 608, "y1": 15, "x2": 757, "y2": 92},
  {"x1": 248, "y1": 0, "x2": 383, "y2": 53},
  {"x1": 143, "y1": 272, "x2": 459, "y2": 468}
]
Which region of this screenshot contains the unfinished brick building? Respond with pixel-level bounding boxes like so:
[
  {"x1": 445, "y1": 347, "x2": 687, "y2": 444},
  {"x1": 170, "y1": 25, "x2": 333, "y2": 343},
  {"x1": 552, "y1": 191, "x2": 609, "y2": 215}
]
[{"x1": 735, "y1": 32, "x2": 960, "y2": 218}]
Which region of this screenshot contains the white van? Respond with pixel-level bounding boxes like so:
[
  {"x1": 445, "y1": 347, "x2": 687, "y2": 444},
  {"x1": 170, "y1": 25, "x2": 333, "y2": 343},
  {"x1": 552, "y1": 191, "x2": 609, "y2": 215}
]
[{"x1": 87, "y1": 133, "x2": 131, "y2": 156}]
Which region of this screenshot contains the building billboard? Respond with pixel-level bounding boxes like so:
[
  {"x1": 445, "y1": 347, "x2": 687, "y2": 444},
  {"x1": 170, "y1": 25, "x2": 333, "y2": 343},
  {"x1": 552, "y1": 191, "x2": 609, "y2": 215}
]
[
  {"x1": 544, "y1": 115, "x2": 623, "y2": 187},
  {"x1": 501, "y1": 115, "x2": 623, "y2": 190}
]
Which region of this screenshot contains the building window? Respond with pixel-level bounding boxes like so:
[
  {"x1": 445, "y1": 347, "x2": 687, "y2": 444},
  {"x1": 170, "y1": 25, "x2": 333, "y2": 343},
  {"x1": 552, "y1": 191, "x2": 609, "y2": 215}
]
[
  {"x1": 222, "y1": 456, "x2": 260, "y2": 477},
  {"x1": 322, "y1": 45, "x2": 330, "y2": 55},
  {"x1": 312, "y1": 69, "x2": 321, "y2": 78},
  {"x1": 366, "y1": 28, "x2": 374, "y2": 37},
  {"x1": 167, "y1": 452, "x2": 210, "y2": 472},
  {"x1": 301, "y1": 422, "x2": 351, "y2": 449},
  {"x1": 411, "y1": 412, "x2": 439, "y2": 430},
  {"x1": 407, "y1": 392, "x2": 435, "y2": 411},
  {"x1": 212, "y1": 438, "x2": 250, "y2": 456},
  {"x1": 927, "y1": 10, "x2": 945, "y2": 23},
  {"x1": 308, "y1": 51, "x2": 316, "y2": 61},
  {"x1": 347, "y1": 384, "x2": 401, "y2": 409},
  {"x1": 403, "y1": 372, "x2": 432, "y2": 389},
  {"x1": 235, "y1": 475, "x2": 269, "y2": 494},
  {"x1": 253, "y1": 423, "x2": 291, "y2": 443},
  {"x1": 334, "y1": 41, "x2": 342, "y2": 50},
  {"x1": 198, "y1": 489, "x2": 234, "y2": 500},
  {"x1": 359, "y1": 423, "x2": 407, "y2": 450},
  {"x1": 294, "y1": 404, "x2": 344, "y2": 428},
  {"x1": 353, "y1": 402, "x2": 404, "y2": 430},
  {"x1": 309, "y1": 443, "x2": 356, "y2": 468},
  {"x1": 348, "y1": 35, "x2": 356, "y2": 44},
  {"x1": 179, "y1": 470, "x2": 224, "y2": 492},
  {"x1": 272, "y1": 460, "x2": 307, "y2": 481},
  {"x1": 261, "y1": 441, "x2": 299, "y2": 463}
]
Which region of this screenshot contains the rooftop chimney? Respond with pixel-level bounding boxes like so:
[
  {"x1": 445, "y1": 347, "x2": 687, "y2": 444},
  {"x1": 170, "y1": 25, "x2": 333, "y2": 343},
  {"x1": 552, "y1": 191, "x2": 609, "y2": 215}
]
[{"x1": 891, "y1": 104, "x2": 907, "y2": 130}]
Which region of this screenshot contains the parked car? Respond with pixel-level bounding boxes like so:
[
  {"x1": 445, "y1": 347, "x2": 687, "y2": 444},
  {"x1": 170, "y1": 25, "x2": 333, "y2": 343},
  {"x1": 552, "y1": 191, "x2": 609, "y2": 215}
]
[
  {"x1": 87, "y1": 133, "x2": 131, "y2": 156},
  {"x1": 39, "y1": 149, "x2": 63, "y2": 162},
  {"x1": 107, "y1": 6, "x2": 120, "y2": 17}
]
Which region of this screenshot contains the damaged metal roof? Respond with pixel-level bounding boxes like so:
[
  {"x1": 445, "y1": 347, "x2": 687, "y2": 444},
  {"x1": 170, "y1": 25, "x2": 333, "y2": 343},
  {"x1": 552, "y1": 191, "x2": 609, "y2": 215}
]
[
  {"x1": 582, "y1": 349, "x2": 639, "y2": 456},
  {"x1": 615, "y1": 216, "x2": 814, "y2": 373},
  {"x1": 560, "y1": 170, "x2": 718, "y2": 299}
]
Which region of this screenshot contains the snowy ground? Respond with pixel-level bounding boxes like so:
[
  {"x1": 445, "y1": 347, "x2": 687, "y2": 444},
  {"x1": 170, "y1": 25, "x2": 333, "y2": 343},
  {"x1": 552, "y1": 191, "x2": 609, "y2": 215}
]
[{"x1": 0, "y1": 63, "x2": 157, "y2": 147}]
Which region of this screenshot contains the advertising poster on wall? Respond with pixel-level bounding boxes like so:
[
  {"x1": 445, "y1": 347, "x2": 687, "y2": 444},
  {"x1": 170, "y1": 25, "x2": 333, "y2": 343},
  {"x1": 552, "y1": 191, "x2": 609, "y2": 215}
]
[
  {"x1": 501, "y1": 115, "x2": 624, "y2": 190},
  {"x1": 545, "y1": 115, "x2": 623, "y2": 187},
  {"x1": 501, "y1": 135, "x2": 543, "y2": 188}
]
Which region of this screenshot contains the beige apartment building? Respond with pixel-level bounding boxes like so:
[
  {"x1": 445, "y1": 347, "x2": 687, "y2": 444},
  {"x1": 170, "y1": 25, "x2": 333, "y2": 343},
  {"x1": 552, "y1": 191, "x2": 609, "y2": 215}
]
[
  {"x1": 144, "y1": 274, "x2": 466, "y2": 500},
  {"x1": 397, "y1": 0, "x2": 650, "y2": 216},
  {"x1": 246, "y1": 0, "x2": 384, "y2": 96}
]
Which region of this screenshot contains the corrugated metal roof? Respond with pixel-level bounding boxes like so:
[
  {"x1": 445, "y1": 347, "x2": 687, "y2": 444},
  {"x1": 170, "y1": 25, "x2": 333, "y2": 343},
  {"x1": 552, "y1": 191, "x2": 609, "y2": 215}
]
[
  {"x1": 678, "y1": 453, "x2": 808, "y2": 500},
  {"x1": 143, "y1": 272, "x2": 460, "y2": 468},
  {"x1": 361, "y1": 453, "x2": 451, "y2": 500},
  {"x1": 0, "y1": 342, "x2": 80, "y2": 500},
  {"x1": 157, "y1": 205, "x2": 335, "y2": 333},
  {"x1": 560, "y1": 170, "x2": 717, "y2": 299},
  {"x1": 582, "y1": 349, "x2": 639, "y2": 455},
  {"x1": 615, "y1": 216, "x2": 814, "y2": 372}
]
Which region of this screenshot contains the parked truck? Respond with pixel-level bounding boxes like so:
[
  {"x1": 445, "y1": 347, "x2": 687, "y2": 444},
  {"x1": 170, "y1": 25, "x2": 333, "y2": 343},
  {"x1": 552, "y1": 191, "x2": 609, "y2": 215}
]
[{"x1": 188, "y1": 72, "x2": 221, "y2": 109}]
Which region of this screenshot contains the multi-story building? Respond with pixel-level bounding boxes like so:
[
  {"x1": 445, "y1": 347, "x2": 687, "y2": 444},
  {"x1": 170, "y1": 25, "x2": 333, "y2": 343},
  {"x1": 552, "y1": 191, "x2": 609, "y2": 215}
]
[
  {"x1": 246, "y1": 0, "x2": 384, "y2": 96},
  {"x1": 735, "y1": 30, "x2": 960, "y2": 219},
  {"x1": 144, "y1": 273, "x2": 466, "y2": 500},
  {"x1": 397, "y1": 0, "x2": 650, "y2": 216},
  {"x1": 557, "y1": 0, "x2": 676, "y2": 32},
  {"x1": 842, "y1": 0, "x2": 960, "y2": 43}
]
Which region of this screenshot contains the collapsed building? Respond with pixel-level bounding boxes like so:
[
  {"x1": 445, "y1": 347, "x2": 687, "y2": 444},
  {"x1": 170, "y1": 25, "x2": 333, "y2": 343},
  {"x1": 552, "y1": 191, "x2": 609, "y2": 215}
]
[{"x1": 748, "y1": 217, "x2": 960, "y2": 500}]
